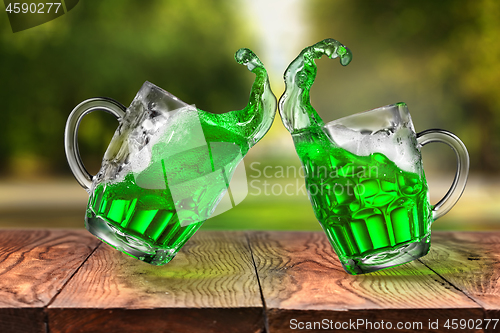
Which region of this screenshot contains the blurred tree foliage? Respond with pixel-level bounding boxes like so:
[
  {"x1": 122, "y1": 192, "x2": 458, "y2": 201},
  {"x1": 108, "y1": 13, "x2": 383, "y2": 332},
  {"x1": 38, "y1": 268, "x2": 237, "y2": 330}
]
[
  {"x1": 0, "y1": 0, "x2": 253, "y2": 177},
  {"x1": 311, "y1": 0, "x2": 500, "y2": 173}
]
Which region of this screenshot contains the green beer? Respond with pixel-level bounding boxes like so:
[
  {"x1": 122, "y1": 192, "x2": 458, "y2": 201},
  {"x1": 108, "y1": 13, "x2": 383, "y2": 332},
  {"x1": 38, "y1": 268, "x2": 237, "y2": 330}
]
[
  {"x1": 87, "y1": 126, "x2": 249, "y2": 265},
  {"x1": 88, "y1": 176, "x2": 203, "y2": 264},
  {"x1": 69, "y1": 48, "x2": 276, "y2": 265},
  {"x1": 293, "y1": 127, "x2": 432, "y2": 274},
  {"x1": 279, "y1": 39, "x2": 436, "y2": 274}
]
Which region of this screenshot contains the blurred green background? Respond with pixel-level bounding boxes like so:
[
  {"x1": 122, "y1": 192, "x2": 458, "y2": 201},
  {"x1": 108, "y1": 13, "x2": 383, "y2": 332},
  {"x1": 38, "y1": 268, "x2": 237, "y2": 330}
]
[{"x1": 1, "y1": 0, "x2": 499, "y2": 231}]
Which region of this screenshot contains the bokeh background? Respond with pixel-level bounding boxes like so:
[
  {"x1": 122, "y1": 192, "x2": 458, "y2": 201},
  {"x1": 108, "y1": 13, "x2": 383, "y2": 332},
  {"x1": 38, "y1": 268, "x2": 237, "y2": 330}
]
[{"x1": 1, "y1": 0, "x2": 499, "y2": 231}]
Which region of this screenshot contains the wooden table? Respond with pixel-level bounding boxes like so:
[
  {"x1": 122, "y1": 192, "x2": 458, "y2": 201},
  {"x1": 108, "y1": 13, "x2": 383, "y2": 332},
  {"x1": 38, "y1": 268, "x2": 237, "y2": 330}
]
[{"x1": 0, "y1": 230, "x2": 498, "y2": 333}]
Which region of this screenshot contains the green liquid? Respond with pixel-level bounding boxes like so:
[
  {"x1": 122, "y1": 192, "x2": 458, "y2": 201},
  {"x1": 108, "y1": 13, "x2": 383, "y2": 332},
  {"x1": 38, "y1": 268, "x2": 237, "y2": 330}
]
[
  {"x1": 293, "y1": 128, "x2": 432, "y2": 271},
  {"x1": 87, "y1": 128, "x2": 249, "y2": 264},
  {"x1": 279, "y1": 39, "x2": 432, "y2": 274},
  {"x1": 89, "y1": 175, "x2": 200, "y2": 253},
  {"x1": 86, "y1": 48, "x2": 276, "y2": 265}
]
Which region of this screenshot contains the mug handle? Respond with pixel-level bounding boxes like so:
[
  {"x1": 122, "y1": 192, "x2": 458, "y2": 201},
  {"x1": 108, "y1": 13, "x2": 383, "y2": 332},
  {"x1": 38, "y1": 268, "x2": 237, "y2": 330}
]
[
  {"x1": 417, "y1": 129, "x2": 470, "y2": 221},
  {"x1": 64, "y1": 98, "x2": 126, "y2": 192}
]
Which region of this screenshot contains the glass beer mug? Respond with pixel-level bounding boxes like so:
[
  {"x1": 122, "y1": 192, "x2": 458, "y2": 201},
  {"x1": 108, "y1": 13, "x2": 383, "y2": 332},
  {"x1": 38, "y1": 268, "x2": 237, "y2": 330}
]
[
  {"x1": 279, "y1": 39, "x2": 469, "y2": 275},
  {"x1": 64, "y1": 48, "x2": 276, "y2": 265}
]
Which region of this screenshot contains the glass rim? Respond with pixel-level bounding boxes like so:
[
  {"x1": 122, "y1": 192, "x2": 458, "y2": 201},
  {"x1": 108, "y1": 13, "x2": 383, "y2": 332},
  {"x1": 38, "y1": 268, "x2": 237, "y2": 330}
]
[{"x1": 322, "y1": 102, "x2": 409, "y2": 130}]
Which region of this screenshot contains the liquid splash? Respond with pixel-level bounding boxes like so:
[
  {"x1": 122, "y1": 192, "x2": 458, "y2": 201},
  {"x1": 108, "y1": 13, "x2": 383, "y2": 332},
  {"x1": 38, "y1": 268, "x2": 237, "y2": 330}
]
[
  {"x1": 279, "y1": 38, "x2": 352, "y2": 133},
  {"x1": 199, "y1": 47, "x2": 276, "y2": 148},
  {"x1": 278, "y1": 39, "x2": 431, "y2": 275},
  {"x1": 87, "y1": 48, "x2": 277, "y2": 265}
]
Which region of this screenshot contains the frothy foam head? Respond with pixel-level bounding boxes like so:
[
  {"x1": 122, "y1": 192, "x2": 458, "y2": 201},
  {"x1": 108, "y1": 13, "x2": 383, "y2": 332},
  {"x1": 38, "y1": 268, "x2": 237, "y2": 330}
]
[
  {"x1": 101, "y1": 82, "x2": 203, "y2": 184},
  {"x1": 323, "y1": 103, "x2": 422, "y2": 174}
]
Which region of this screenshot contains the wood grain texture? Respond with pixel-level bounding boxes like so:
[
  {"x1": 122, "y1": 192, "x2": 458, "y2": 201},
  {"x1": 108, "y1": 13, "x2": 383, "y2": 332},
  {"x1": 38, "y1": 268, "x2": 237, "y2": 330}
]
[
  {"x1": 48, "y1": 231, "x2": 264, "y2": 333},
  {"x1": 248, "y1": 231, "x2": 484, "y2": 333},
  {"x1": 0, "y1": 229, "x2": 101, "y2": 333},
  {"x1": 420, "y1": 232, "x2": 500, "y2": 333},
  {"x1": 2, "y1": 230, "x2": 499, "y2": 333}
]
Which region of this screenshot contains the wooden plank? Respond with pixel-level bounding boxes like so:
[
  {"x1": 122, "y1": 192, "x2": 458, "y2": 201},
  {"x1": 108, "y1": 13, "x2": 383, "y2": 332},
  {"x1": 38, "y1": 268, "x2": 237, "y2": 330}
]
[
  {"x1": 0, "y1": 229, "x2": 101, "y2": 333},
  {"x1": 420, "y1": 232, "x2": 500, "y2": 333},
  {"x1": 248, "y1": 231, "x2": 484, "y2": 333},
  {"x1": 48, "y1": 231, "x2": 264, "y2": 333}
]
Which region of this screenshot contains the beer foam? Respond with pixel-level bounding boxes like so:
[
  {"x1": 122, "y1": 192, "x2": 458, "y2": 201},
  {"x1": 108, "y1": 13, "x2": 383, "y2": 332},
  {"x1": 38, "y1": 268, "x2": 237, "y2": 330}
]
[
  {"x1": 324, "y1": 124, "x2": 421, "y2": 174},
  {"x1": 323, "y1": 104, "x2": 422, "y2": 175},
  {"x1": 126, "y1": 105, "x2": 204, "y2": 183}
]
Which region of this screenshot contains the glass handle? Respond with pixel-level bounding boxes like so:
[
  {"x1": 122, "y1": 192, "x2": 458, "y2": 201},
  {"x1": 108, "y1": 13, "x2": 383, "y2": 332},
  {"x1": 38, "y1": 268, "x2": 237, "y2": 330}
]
[
  {"x1": 64, "y1": 97, "x2": 126, "y2": 192},
  {"x1": 417, "y1": 129, "x2": 470, "y2": 221}
]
